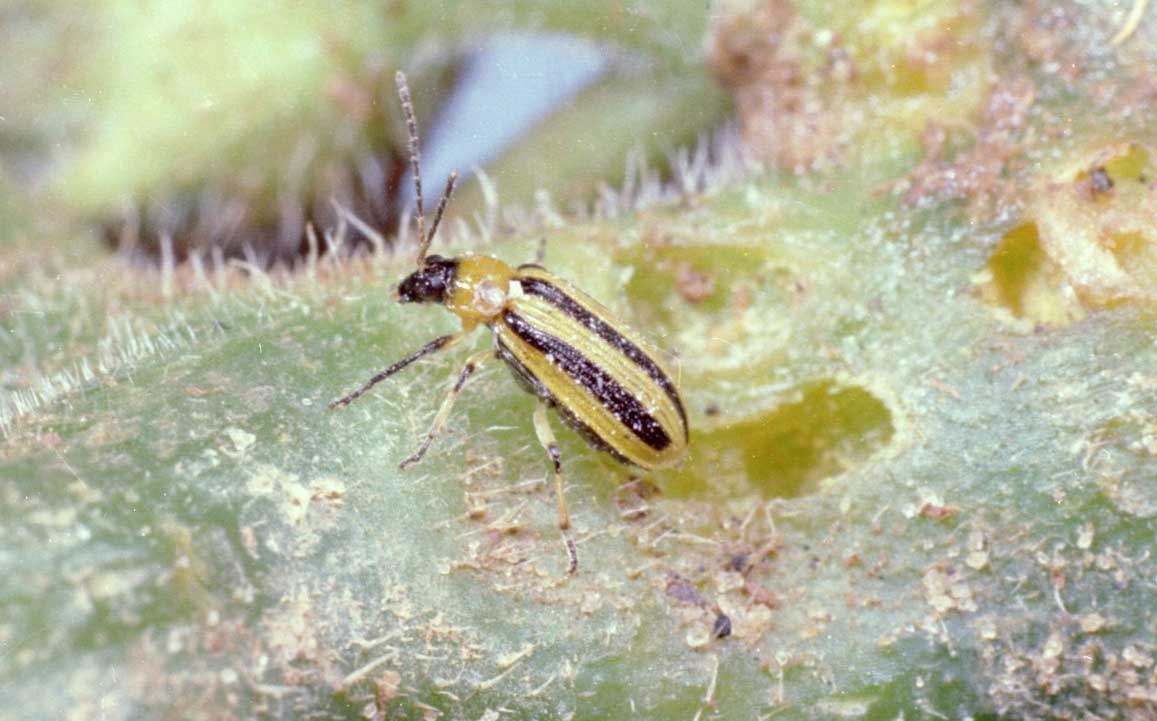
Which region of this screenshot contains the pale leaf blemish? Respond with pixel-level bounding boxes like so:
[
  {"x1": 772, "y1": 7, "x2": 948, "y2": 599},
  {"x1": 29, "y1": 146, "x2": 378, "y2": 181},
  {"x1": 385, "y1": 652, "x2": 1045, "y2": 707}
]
[{"x1": 220, "y1": 427, "x2": 256, "y2": 458}]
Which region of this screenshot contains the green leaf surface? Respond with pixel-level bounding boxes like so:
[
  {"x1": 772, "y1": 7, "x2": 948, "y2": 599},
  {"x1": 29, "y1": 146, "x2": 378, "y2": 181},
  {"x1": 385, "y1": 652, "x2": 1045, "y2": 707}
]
[{"x1": 3, "y1": 166, "x2": 1155, "y2": 719}]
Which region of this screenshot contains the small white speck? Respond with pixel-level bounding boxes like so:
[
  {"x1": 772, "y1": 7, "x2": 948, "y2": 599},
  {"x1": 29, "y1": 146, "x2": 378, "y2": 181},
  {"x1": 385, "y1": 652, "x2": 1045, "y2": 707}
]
[{"x1": 301, "y1": 398, "x2": 313, "y2": 407}]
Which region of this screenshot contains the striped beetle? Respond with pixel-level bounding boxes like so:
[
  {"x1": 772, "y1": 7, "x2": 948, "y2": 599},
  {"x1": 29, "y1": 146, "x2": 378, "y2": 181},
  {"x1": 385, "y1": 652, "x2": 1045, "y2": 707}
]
[{"x1": 331, "y1": 72, "x2": 689, "y2": 574}]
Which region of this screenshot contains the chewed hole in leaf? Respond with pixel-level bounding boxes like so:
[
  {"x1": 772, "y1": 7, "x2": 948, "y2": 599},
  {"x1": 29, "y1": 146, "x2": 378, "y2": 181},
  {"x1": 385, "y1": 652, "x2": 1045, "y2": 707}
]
[
  {"x1": 620, "y1": 243, "x2": 780, "y2": 327},
  {"x1": 659, "y1": 380, "x2": 894, "y2": 499},
  {"x1": 980, "y1": 222, "x2": 1084, "y2": 327},
  {"x1": 1101, "y1": 142, "x2": 1150, "y2": 185}
]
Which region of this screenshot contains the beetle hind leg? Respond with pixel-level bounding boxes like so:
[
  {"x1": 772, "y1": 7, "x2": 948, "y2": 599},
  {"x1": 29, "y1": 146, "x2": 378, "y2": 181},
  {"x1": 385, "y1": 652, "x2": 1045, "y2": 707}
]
[{"x1": 533, "y1": 402, "x2": 578, "y2": 575}]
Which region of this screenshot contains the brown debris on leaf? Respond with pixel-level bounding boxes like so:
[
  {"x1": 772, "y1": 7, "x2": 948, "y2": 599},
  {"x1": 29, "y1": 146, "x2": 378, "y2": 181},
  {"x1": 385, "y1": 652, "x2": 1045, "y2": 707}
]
[
  {"x1": 666, "y1": 573, "x2": 708, "y2": 606},
  {"x1": 899, "y1": 80, "x2": 1036, "y2": 217},
  {"x1": 709, "y1": 0, "x2": 987, "y2": 174},
  {"x1": 709, "y1": 1, "x2": 840, "y2": 172}
]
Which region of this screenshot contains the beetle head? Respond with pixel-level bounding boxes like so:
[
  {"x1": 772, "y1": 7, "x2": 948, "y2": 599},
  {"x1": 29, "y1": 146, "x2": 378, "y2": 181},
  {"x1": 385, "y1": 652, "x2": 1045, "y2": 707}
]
[{"x1": 397, "y1": 255, "x2": 458, "y2": 304}]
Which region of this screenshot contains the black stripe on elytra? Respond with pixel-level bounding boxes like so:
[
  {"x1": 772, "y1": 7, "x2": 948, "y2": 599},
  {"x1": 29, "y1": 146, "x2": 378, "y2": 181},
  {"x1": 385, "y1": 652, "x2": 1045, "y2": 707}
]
[
  {"x1": 518, "y1": 274, "x2": 688, "y2": 439},
  {"x1": 502, "y1": 311, "x2": 671, "y2": 452},
  {"x1": 495, "y1": 338, "x2": 635, "y2": 466}
]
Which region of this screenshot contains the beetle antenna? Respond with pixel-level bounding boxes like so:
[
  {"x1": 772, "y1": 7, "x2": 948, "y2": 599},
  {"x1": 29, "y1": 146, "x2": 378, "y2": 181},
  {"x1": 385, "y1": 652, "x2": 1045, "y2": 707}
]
[
  {"x1": 395, "y1": 71, "x2": 427, "y2": 265},
  {"x1": 426, "y1": 170, "x2": 458, "y2": 249}
]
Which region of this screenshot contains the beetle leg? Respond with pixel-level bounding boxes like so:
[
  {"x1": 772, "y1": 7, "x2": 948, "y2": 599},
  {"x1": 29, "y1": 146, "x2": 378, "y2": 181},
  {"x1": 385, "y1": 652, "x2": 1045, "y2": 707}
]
[
  {"x1": 329, "y1": 333, "x2": 464, "y2": 410},
  {"x1": 399, "y1": 349, "x2": 493, "y2": 470},
  {"x1": 533, "y1": 401, "x2": 578, "y2": 575}
]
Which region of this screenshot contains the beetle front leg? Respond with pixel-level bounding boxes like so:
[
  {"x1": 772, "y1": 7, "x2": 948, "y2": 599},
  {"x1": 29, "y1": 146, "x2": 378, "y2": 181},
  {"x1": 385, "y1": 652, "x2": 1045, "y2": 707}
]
[
  {"x1": 533, "y1": 401, "x2": 578, "y2": 576},
  {"x1": 329, "y1": 333, "x2": 464, "y2": 410},
  {"x1": 399, "y1": 349, "x2": 493, "y2": 470}
]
